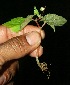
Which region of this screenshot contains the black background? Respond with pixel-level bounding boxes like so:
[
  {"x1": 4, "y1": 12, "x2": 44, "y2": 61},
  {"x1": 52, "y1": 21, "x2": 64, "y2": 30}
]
[{"x1": 0, "y1": 0, "x2": 70, "y2": 85}]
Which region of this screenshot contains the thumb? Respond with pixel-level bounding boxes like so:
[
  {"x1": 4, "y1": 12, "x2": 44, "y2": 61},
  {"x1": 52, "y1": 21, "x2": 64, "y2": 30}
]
[{"x1": 0, "y1": 31, "x2": 41, "y2": 66}]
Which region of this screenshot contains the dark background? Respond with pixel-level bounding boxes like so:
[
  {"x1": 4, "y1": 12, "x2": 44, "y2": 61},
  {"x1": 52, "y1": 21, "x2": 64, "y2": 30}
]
[{"x1": 0, "y1": 0, "x2": 70, "y2": 85}]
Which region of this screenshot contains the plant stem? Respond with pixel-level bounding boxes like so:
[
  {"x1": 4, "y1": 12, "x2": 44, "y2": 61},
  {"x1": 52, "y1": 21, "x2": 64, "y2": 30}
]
[
  {"x1": 32, "y1": 19, "x2": 40, "y2": 27},
  {"x1": 40, "y1": 22, "x2": 46, "y2": 29}
]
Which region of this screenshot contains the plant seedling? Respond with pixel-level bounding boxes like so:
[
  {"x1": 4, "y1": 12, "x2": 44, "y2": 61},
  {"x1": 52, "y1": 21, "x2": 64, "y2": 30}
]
[{"x1": 2, "y1": 6, "x2": 67, "y2": 76}]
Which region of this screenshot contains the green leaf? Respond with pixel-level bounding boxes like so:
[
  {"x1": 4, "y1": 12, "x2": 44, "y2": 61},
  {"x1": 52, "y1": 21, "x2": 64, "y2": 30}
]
[
  {"x1": 20, "y1": 15, "x2": 34, "y2": 29},
  {"x1": 34, "y1": 6, "x2": 40, "y2": 17},
  {"x1": 40, "y1": 14, "x2": 67, "y2": 32},
  {"x1": 2, "y1": 15, "x2": 33, "y2": 32},
  {"x1": 40, "y1": 7, "x2": 45, "y2": 11},
  {"x1": 2, "y1": 17, "x2": 25, "y2": 32}
]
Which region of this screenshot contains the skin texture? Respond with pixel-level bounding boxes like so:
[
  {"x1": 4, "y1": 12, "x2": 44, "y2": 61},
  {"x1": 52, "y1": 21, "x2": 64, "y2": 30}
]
[{"x1": 0, "y1": 25, "x2": 45, "y2": 85}]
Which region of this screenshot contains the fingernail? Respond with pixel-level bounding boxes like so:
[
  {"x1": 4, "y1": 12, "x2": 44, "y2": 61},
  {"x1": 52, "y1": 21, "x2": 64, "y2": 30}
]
[{"x1": 26, "y1": 32, "x2": 41, "y2": 45}]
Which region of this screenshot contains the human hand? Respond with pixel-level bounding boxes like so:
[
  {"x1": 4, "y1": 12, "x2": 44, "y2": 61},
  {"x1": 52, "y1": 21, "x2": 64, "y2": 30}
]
[{"x1": 0, "y1": 25, "x2": 45, "y2": 84}]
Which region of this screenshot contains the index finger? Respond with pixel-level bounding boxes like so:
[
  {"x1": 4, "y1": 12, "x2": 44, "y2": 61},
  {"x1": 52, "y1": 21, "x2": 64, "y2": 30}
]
[
  {"x1": 0, "y1": 25, "x2": 45, "y2": 44},
  {"x1": 0, "y1": 25, "x2": 8, "y2": 44},
  {"x1": 23, "y1": 25, "x2": 45, "y2": 39}
]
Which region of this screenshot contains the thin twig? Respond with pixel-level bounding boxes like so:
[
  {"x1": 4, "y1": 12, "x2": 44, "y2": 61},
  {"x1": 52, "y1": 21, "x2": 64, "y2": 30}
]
[
  {"x1": 40, "y1": 22, "x2": 46, "y2": 29},
  {"x1": 32, "y1": 19, "x2": 40, "y2": 27}
]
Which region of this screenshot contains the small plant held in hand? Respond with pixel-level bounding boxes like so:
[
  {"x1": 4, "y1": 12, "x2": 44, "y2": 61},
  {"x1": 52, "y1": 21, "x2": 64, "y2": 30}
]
[
  {"x1": 3, "y1": 6, "x2": 67, "y2": 32},
  {"x1": 2, "y1": 6, "x2": 67, "y2": 78}
]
